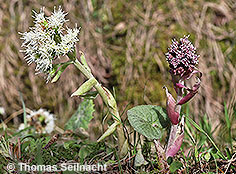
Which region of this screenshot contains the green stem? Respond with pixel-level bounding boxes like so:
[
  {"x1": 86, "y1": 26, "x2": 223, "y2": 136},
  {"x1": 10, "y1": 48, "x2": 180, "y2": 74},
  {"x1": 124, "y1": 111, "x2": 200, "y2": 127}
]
[
  {"x1": 19, "y1": 92, "x2": 27, "y2": 127},
  {"x1": 73, "y1": 59, "x2": 93, "y2": 79},
  {"x1": 185, "y1": 115, "x2": 226, "y2": 160},
  {"x1": 73, "y1": 58, "x2": 126, "y2": 156}
]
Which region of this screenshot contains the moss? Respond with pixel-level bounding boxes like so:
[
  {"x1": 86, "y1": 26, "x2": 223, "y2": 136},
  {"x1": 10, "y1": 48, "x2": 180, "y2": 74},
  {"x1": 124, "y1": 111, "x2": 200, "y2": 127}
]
[{"x1": 110, "y1": 0, "x2": 126, "y2": 24}]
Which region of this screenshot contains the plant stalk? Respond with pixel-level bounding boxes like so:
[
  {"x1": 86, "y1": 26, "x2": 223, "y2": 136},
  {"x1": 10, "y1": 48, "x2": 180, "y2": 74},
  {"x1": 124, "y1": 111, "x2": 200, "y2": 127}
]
[
  {"x1": 73, "y1": 58, "x2": 126, "y2": 157},
  {"x1": 166, "y1": 81, "x2": 184, "y2": 158}
]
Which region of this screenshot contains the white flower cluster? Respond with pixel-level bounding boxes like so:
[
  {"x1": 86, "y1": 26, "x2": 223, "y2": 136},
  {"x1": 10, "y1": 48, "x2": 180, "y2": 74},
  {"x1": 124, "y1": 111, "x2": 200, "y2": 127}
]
[
  {"x1": 20, "y1": 6, "x2": 80, "y2": 80},
  {"x1": 18, "y1": 108, "x2": 55, "y2": 134}
]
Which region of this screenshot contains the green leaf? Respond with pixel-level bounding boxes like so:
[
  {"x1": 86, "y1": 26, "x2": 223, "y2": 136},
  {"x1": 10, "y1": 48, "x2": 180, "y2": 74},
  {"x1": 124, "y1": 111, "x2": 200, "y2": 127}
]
[
  {"x1": 226, "y1": 147, "x2": 232, "y2": 159},
  {"x1": 127, "y1": 105, "x2": 170, "y2": 140},
  {"x1": 79, "y1": 146, "x2": 91, "y2": 162},
  {"x1": 67, "y1": 49, "x2": 76, "y2": 60},
  {"x1": 169, "y1": 161, "x2": 183, "y2": 173},
  {"x1": 35, "y1": 140, "x2": 43, "y2": 165},
  {"x1": 79, "y1": 51, "x2": 91, "y2": 72},
  {"x1": 102, "y1": 86, "x2": 117, "y2": 110},
  {"x1": 21, "y1": 141, "x2": 31, "y2": 153},
  {"x1": 224, "y1": 102, "x2": 233, "y2": 152},
  {"x1": 65, "y1": 99, "x2": 95, "y2": 131},
  {"x1": 195, "y1": 146, "x2": 199, "y2": 161},
  {"x1": 97, "y1": 122, "x2": 119, "y2": 142},
  {"x1": 19, "y1": 92, "x2": 27, "y2": 127},
  {"x1": 51, "y1": 61, "x2": 73, "y2": 83},
  {"x1": 49, "y1": 63, "x2": 61, "y2": 77},
  {"x1": 80, "y1": 91, "x2": 98, "y2": 99},
  {"x1": 204, "y1": 152, "x2": 211, "y2": 162},
  {"x1": 134, "y1": 148, "x2": 148, "y2": 167},
  {"x1": 71, "y1": 78, "x2": 97, "y2": 97},
  {"x1": 64, "y1": 140, "x2": 77, "y2": 149}
]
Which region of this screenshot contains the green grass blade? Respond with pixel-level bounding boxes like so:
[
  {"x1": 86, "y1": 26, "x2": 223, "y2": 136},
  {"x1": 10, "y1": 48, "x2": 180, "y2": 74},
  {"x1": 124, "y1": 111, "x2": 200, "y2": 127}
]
[
  {"x1": 224, "y1": 102, "x2": 233, "y2": 153},
  {"x1": 19, "y1": 92, "x2": 27, "y2": 127},
  {"x1": 224, "y1": 102, "x2": 231, "y2": 129},
  {"x1": 185, "y1": 115, "x2": 226, "y2": 160}
]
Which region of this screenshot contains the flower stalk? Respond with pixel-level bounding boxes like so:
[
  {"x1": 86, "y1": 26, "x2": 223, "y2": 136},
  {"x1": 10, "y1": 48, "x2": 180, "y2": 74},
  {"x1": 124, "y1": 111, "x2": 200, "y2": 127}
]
[
  {"x1": 20, "y1": 6, "x2": 127, "y2": 158},
  {"x1": 72, "y1": 55, "x2": 127, "y2": 158},
  {"x1": 164, "y1": 35, "x2": 202, "y2": 158}
]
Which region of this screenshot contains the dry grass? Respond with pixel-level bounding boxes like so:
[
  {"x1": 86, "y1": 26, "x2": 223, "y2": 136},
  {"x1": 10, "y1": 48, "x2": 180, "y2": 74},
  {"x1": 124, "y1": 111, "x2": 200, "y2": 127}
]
[{"x1": 0, "y1": 0, "x2": 235, "y2": 141}]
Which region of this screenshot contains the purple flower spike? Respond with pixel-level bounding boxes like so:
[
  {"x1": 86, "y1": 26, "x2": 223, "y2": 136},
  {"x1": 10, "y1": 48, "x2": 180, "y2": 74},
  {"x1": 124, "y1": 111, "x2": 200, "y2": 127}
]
[
  {"x1": 165, "y1": 35, "x2": 199, "y2": 77},
  {"x1": 163, "y1": 86, "x2": 179, "y2": 125},
  {"x1": 164, "y1": 35, "x2": 202, "y2": 158}
]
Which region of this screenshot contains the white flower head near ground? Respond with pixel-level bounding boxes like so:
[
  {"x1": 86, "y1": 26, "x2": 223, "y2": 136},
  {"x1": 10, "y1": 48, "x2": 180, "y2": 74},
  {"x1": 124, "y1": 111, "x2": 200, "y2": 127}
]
[
  {"x1": 20, "y1": 6, "x2": 80, "y2": 81},
  {"x1": 0, "y1": 107, "x2": 5, "y2": 115},
  {"x1": 19, "y1": 108, "x2": 55, "y2": 134}
]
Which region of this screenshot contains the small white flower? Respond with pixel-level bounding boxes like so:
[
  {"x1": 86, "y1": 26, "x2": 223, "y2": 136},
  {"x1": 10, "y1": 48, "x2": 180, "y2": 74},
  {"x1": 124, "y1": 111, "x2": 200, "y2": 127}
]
[
  {"x1": 18, "y1": 108, "x2": 55, "y2": 134},
  {"x1": 0, "y1": 107, "x2": 5, "y2": 115},
  {"x1": 45, "y1": 120, "x2": 55, "y2": 134},
  {"x1": 20, "y1": 6, "x2": 80, "y2": 81},
  {"x1": 32, "y1": 7, "x2": 46, "y2": 25},
  {"x1": 47, "y1": 6, "x2": 68, "y2": 33},
  {"x1": 60, "y1": 27, "x2": 80, "y2": 55},
  {"x1": 18, "y1": 123, "x2": 25, "y2": 131}
]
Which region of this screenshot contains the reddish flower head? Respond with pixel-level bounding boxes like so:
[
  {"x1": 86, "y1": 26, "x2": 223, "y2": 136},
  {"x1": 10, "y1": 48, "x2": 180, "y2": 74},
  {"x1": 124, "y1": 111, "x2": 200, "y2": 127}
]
[{"x1": 165, "y1": 35, "x2": 199, "y2": 76}]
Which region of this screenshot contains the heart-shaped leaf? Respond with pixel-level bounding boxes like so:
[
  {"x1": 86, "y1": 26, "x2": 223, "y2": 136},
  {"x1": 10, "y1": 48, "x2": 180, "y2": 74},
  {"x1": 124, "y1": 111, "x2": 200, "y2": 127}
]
[{"x1": 127, "y1": 105, "x2": 170, "y2": 140}]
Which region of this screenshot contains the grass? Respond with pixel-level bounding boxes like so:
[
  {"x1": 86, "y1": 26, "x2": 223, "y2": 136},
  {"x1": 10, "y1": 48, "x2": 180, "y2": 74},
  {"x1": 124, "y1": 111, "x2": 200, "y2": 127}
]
[
  {"x1": 0, "y1": 0, "x2": 235, "y2": 173},
  {"x1": 0, "y1": 0, "x2": 235, "y2": 132},
  {"x1": 0, "y1": 103, "x2": 235, "y2": 173}
]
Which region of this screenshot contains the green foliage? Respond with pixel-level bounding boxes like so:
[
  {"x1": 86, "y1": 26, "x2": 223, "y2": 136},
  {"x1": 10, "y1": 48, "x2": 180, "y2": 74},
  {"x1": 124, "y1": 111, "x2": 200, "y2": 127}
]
[
  {"x1": 185, "y1": 114, "x2": 226, "y2": 160},
  {"x1": 79, "y1": 91, "x2": 98, "y2": 99},
  {"x1": 224, "y1": 102, "x2": 233, "y2": 152},
  {"x1": 65, "y1": 99, "x2": 95, "y2": 131},
  {"x1": 71, "y1": 78, "x2": 97, "y2": 97},
  {"x1": 127, "y1": 105, "x2": 170, "y2": 140},
  {"x1": 63, "y1": 140, "x2": 77, "y2": 149},
  {"x1": 134, "y1": 148, "x2": 148, "y2": 167},
  {"x1": 79, "y1": 146, "x2": 91, "y2": 162},
  {"x1": 51, "y1": 61, "x2": 73, "y2": 83},
  {"x1": 19, "y1": 92, "x2": 27, "y2": 127},
  {"x1": 169, "y1": 160, "x2": 183, "y2": 173},
  {"x1": 79, "y1": 51, "x2": 91, "y2": 73},
  {"x1": 78, "y1": 141, "x2": 106, "y2": 163}
]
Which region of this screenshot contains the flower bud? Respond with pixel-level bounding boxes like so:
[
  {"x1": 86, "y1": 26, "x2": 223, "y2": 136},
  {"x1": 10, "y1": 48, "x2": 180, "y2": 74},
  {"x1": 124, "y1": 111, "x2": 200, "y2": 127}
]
[{"x1": 165, "y1": 35, "x2": 200, "y2": 77}]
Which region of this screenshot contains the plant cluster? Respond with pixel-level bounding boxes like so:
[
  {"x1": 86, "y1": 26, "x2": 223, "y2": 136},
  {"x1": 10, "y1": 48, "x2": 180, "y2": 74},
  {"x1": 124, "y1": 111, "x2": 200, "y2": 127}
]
[{"x1": 0, "y1": 6, "x2": 235, "y2": 174}]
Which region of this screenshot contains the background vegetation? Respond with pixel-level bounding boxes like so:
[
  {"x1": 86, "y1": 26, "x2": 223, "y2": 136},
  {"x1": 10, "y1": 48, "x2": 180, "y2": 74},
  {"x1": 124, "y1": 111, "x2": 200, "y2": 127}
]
[{"x1": 0, "y1": 0, "x2": 235, "y2": 159}]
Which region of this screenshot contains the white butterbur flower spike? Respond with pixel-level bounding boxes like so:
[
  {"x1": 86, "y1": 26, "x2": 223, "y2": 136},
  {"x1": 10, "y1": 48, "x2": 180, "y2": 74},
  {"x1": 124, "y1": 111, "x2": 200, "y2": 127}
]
[
  {"x1": 20, "y1": 6, "x2": 80, "y2": 81},
  {"x1": 18, "y1": 109, "x2": 55, "y2": 134}
]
